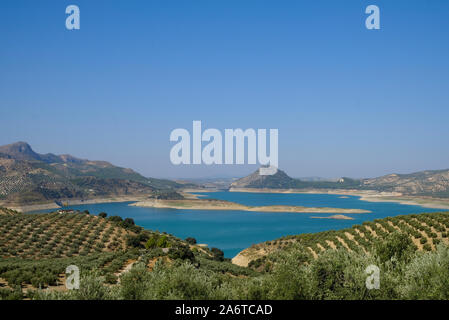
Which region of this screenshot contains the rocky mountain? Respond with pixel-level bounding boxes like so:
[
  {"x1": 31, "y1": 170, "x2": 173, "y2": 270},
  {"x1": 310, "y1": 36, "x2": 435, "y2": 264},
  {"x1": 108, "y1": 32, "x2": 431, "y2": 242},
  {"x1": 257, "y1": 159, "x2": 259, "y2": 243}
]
[
  {"x1": 230, "y1": 168, "x2": 299, "y2": 189},
  {"x1": 231, "y1": 167, "x2": 449, "y2": 198},
  {"x1": 0, "y1": 142, "x2": 181, "y2": 205},
  {"x1": 230, "y1": 168, "x2": 361, "y2": 190}
]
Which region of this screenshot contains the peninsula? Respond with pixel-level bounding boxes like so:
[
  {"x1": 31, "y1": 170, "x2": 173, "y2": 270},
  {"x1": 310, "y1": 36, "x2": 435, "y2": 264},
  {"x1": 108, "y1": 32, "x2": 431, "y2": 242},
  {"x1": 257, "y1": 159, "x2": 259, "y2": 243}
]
[{"x1": 130, "y1": 198, "x2": 370, "y2": 214}]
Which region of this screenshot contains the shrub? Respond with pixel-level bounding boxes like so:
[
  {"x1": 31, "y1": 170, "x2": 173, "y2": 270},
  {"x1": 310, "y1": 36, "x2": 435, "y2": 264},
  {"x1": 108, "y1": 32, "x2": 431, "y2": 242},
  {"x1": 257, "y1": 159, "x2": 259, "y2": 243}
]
[
  {"x1": 374, "y1": 232, "x2": 415, "y2": 265},
  {"x1": 122, "y1": 218, "x2": 135, "y2": 228},
  {"x1": 399, "y1": 244, "x2": 449, "y2": 299},
  {"x1": 211, "y1": 248, "x2": 224, "y2": 261},
  {"x1": 126, "y1": 233, "x2": 148, "y2": 248},
  {"x1": 104, "y1": 273, "x2": 118, "y2": 285},
  {"x1": 108, "y1": 216, "x2": 123, "y2": 223},
  {"x1": 185, "y1": 237, "x2": 197, "y2": 245},
  {"x1": 168, "y1": 245, "x2": 194, "y2": 262}
]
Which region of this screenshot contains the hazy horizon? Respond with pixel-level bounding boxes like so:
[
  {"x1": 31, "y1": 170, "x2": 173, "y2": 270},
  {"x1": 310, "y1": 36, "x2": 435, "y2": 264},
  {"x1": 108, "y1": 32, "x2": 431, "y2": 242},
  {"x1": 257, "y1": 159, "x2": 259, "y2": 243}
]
[{"x1": 1, "y1": 0, "x2": 448, "y2": 179}]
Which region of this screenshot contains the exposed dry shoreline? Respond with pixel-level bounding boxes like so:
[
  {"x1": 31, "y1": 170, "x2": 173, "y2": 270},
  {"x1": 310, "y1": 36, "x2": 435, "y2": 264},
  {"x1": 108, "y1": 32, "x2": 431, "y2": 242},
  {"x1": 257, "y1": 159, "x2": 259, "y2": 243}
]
[
  {"x1": 6, "y1": 187, "x2": 449, "y2": 213},
  {"x1": 310, "y1": 214, "x2": 354, "y2": 220},
  {"x1": 229, "y1": 187, "x2": 449, "y2": 210},
  {"x1": 130, "y1": 198, "x2": 370, "y2": 214},
  {"x1": 2, "y1": 196, "x2": 148, "y2": 213}
]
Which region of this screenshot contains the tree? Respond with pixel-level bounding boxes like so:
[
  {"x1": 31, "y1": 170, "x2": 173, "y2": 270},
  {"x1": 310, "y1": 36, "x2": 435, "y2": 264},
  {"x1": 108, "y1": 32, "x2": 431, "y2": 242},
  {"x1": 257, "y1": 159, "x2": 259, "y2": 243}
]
[
  {"x1": 169, "y1": 245, "x2": 194, "y2": 262},
  {"x1": 98, "y1": 212, "x2": 107, "y2": 218},
  {"x1": 145, "y1": 236, "x2": 158, "y2": 249},
  {"x1": 126, "y1": 234, "x2": 147, "y2": 248},
  {"x1": 156, "y1": 235, "x2": 168, "y2": 248},
  {"x1": 108, "y1": 216, "x2": 123, "y2": 223},
  {"x1": 211, "y1": 247, "x2": 224, "y2": 261},
  {"x1": 185, "y1": 237, "x2": 197, "y2": 245},
  {"x1": 123, "y1": 218, "x2": 135, "y2": 228},
  {"x1": 374, "y1": 232, "x2": 416, "y2": 265}
]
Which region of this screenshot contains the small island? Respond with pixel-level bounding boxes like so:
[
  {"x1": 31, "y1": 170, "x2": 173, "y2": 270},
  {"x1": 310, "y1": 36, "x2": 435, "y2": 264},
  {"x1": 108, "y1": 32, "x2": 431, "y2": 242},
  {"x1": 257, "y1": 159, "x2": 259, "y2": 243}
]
[{"x1": 310, "y1": 214, "x2": 354, "y2": 220}]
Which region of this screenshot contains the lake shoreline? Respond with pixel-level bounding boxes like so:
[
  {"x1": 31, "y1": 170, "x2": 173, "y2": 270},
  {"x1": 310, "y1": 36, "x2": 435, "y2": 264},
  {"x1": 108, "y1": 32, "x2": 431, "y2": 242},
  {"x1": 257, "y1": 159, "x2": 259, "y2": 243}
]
[
  {"x1": 6, "y1": 188, "x2": 449, "y2": 214},
  {"x1": 4, "y1": 196, "x2": 147, "y2": 213},
  {"x1": 229, "y1": 188, "x2": 449, "y2": 210},
  {"x1": 129, "y1": 198, "x2": 371, "y2": 214}
]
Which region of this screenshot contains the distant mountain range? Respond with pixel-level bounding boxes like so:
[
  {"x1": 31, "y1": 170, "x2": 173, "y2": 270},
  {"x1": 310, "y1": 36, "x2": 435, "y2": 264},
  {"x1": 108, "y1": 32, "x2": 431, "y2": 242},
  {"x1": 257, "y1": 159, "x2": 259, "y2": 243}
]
[
  {"x1": 0, "y1": 142, "x2": 182, "y2": 205},
  {"x1": 2, "y1": 141, "x2": 448, "y2": 205},
  {"x1": 231, "y1": 168, "x2": 449, "y2": 198}
]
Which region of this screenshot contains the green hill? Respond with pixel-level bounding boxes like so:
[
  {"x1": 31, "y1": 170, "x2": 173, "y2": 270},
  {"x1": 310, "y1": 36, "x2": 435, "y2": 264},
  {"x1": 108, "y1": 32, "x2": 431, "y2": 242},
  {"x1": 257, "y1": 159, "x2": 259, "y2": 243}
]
[
  {"x1": 234, "y1": 211, "x2": 449, "y2": 270},
  {"x1": 0, "y1": 142, "x2": 182, "y2": 206},
  {"x1": 2, "y1": 210, "x2": 449, "y2": 300},
  {"x1": 0, "y1": 210, "x2": 254, "y2": 296}
]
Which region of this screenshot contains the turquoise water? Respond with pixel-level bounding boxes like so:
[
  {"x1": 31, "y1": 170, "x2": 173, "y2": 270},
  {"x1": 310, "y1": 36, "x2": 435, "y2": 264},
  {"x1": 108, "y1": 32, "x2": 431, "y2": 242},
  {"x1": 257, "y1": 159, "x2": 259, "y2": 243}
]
[{"x1": 31, "y1": 192, "x2": 440, "y2": 258}]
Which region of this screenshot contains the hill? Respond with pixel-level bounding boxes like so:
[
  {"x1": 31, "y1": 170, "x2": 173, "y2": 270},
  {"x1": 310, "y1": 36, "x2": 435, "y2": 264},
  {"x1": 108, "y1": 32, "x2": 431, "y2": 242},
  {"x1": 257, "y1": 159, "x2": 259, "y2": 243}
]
[
  {"x1": 0, "y1": 142, "x2": 182, "y2": 206},
  {"x1": 230, "y1": 167, "x2": 449, "y2": 197},
  {"x1": 0, "y1": 207, "x2": 19, "y2": 216},
  {"x1": 362, "y1": 170, "x2": 449, "y2": 197},
  {"x1": 232, "y1": 211, "x2": 449, "y2": 269},
  {"x1": 230, "y1": 168, "x2": 299, "y2": 189},
  {"x1": 2, "y1": 210, "x2": 449, "y2": 300},
  {"x1": 230, "y1": 168, "x2": 361, "y2": 190},
  {"x1": 0, "y1": 210, "x2": 256, "y2": 295},
  {"x1": 0, "y1": 212, "x2": 138, "y2": 259}
]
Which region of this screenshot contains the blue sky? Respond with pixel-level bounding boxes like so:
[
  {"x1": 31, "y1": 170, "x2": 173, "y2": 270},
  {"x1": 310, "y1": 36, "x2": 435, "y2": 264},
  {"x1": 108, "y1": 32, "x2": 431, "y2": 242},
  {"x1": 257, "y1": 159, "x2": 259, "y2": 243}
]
[{"x1": 1, "y1": 0, "x2": 448, "y2": 179}]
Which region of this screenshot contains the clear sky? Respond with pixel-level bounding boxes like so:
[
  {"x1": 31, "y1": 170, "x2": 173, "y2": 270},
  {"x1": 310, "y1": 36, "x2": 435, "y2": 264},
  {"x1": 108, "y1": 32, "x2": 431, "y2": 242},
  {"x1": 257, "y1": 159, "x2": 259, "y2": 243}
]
[{"x1": 1, "y1": 0, "x2": 448, "y2": 179}]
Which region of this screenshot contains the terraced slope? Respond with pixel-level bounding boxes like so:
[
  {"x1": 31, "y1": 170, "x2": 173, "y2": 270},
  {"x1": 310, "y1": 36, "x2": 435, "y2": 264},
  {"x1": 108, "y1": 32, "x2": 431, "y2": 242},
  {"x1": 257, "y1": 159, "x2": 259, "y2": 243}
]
[
  {"x1": 0, "y1": 213, "x2": 136, "y2": 259},
  {"x1": 0, "y1": 211, "x2": 250, "y2": 293},
  {"x1": 233, "y1": 212, "x2": 449, "y2": 268},
  {"x1": 0, "y1": 207, "x2": 19, "y2": 216}
]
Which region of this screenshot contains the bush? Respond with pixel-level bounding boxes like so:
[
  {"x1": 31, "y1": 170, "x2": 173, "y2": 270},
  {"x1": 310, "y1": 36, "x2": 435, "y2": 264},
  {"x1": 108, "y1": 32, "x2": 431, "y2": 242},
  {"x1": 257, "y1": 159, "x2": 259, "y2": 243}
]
[
  {"x1": 126, "y1": 233, "x2": 148, "y2": 248},
  {"x1": 168, "y1": 245, "x2": 195, "y2": 262},
  {"x1": 0, "y1": 287, "x2": 22, "y2": 300},
  {"x1": 400, "y1": 244, "x2": 449, "y2": 299},
  {"x1": 104, "y1": 273, "x2": 118, "y2": 285},
  {"x1": 119, "y1": 263, "x2": 152, "y2": 300},
  {"x1": 374, "y1": 232, "x2": 415, "y2": 265},
  {"x1": 211, "y1": 248, "x2": 224, "y2": 261},
  {"x1": 185, "y1": 237, "x2": 197, "y2": 245},
  {"x1": 122, "y1": 218, "x2": 135, "y2": 228},
  {"x1": 108, "y1": 216, "x2": 123, "y2": 223},
  {"x1": 132, "y1": 261, "x2": 221, "y2": 299}
]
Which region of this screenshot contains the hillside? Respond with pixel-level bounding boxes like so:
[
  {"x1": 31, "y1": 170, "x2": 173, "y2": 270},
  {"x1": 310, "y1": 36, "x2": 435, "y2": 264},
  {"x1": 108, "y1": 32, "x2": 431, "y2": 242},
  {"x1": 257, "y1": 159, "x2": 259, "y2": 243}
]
[
  {"x1": 0, "y1": 142, "x2": 181, "y2": 206},
  {"x1": 2, "y1": 210, "x2": 449, "y2": 300},
  {"x1": 230, "y1": 168, "x2": 361, "y2": 190},
  {"x1": 0, "y1": 207, "x2": 19, "y2": 216},
  {"x1": 0, "y1": 212, "x2": 138, "y2": 259},
  {"x1": 230, "y1": 168, "x2": 299, "y2": 189},
  {"x1": 0, "y1": 210, "x2": 255, "y2": 295},
  {"x1": 230, "y1": 167, "x2": 449, "y2": 198},
  {"x1": 362, "y1": 170, "x2": 449, "y2": 197},
  {"x1": 232, "y1": 211, "x2": 449, "y2": 269}
]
